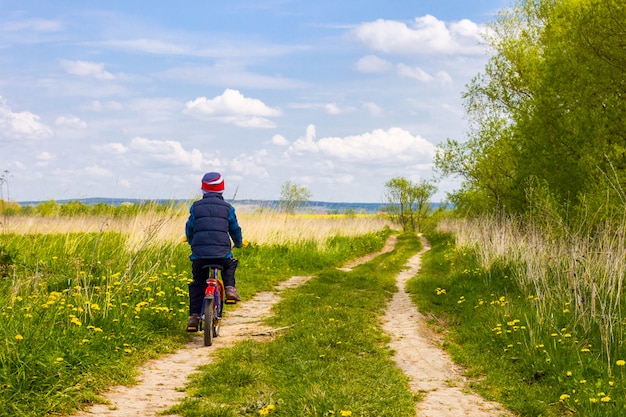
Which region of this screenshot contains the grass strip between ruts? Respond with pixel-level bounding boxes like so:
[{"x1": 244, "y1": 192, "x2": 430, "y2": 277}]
[{"x1": 166, "y1": 232, "x2": 422, "y2": 417}]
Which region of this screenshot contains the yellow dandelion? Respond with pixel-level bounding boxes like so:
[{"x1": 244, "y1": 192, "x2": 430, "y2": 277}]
[
  {"x1": 340, "y1": 411, "x2": 352, "y2": 416},
  {"x1": 566, "y1": 371, "x2": 572, "y2": 377},
  {"x1": 559, "y1": 394, "x2": 570, "y2": 402},
  {"x1": 616, "y1": 360, "x2": 625, "y2": 366},
  {"x1": 601, "y1": 396, "x2": 611, "y2": 403},
  {"x1": 15, "y1": 334, "x2": 23, "y2": 341}
]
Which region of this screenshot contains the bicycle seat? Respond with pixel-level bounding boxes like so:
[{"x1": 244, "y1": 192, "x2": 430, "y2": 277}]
[{"x1": 201, "y1": 264, "x2": 224, "y2": 271}]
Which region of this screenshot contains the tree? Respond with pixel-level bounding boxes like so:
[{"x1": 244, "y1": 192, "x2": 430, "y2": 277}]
[
  {"x1": 384, "y1": 177, "x2": 436, "y2": 232},
  {"x1": 436, "y1": 0, "x2": 626, "y2": 215},
  {"x1": 279, "y1": 181, "x2": 312, "y2": 214}
]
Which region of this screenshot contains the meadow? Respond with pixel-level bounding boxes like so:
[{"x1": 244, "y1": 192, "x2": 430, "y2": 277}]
[
  {"x1": 408, "y1": 214, "x2": 626, "y2": 416},
  {"x1": 0, "y1": 205, "x2": 396, "y2": 416}
]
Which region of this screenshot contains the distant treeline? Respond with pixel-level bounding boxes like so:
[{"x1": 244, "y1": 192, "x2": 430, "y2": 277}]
[{"x1": 0, "y1": 198, "x2": 438, "y2": 217}]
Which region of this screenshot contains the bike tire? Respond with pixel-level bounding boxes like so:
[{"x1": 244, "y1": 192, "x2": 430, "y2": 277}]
[
  {"x1": 203, "y1": 296, "x2": 215, "y2": 346},
  {"x1": 213, "y1": 299, "x2": 223, "y2": 337}
]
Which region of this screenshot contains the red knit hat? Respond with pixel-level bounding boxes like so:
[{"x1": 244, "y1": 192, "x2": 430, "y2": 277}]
[{"x1": 201, "y1": 172, "x2": 224, "y2": 193}]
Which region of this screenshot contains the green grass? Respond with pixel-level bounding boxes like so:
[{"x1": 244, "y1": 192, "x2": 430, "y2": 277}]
[
  {"x1": 166, "y1": 233, "x2": 422, "y2": 417},
  {"x1": 407, "y1": 231, "x2": 626, "y2": 417},
  {"x1": 0, "y1": 228, "x2": 390, "y2": 417}
]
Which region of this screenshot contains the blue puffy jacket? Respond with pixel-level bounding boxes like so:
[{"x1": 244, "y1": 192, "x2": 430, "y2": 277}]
[{"x1": 185, "y1": 193, "x2": 243, "y2": 260}]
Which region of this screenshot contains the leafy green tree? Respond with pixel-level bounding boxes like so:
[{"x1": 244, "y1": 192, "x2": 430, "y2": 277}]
[
  {"x1": 437, "y1": 0, "x2": 626, "y2": 215},
  {"x1": 60, "y1": 200, "x2": 89, "y2": 216},
  {"x1": 384, "y1": 177, "x2": 436, "y2": 232},
  {"x1": 36, "y1": 200, "x2": 59, "y2": 217},
  {"x1": 279, "y1": 181, "x2": 312, "y2": 214}
]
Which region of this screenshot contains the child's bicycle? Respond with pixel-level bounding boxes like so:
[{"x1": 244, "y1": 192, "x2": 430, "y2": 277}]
[{"x1": 199, "y1": 264, "x2": 225, "y2": 346}]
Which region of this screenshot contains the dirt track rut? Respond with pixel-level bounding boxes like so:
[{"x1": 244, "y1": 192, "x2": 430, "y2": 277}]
[{"x1": 73, "y1": 235, "x2": 511, "y2": 416}]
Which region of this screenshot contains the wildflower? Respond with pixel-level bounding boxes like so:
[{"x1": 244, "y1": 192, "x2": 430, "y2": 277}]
[
  {"x1": 590, "y1": 398, "x2": 598, "y2": 403},
  {"x1": 559, "y1": 394, "x2": 570, "y2": 402},
  {"x1": 616, "y1": 360, "x2": 625, "y2": 366},
  {"x1": 601, "y1": 396, "x2": 611, "y2": 403},
  {"x1": 340, "y1": 411, "x2": 352, "y2": 417},
  {"x1": 15, "y1": 334, "x2": 23, "y2": 341},
  {"x1": 566, "y1": 371, "x2": 572, "y2": 377},
  {"x1": 55, "y1": 357, "x2": 64, "y2": 362}
]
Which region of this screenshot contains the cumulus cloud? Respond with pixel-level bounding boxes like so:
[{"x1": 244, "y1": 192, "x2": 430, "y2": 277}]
[
  {"x1": 60, "y1": 59, "x2": 115, "y2": 80},
  {"x1": 0, "y1": 97, "x2": 53, "y2": 140},
  {"x1": 351, "y1": 15, "x2": 486, "y2": 55},
  {"x1": 324, "y1": 102, "x2": 356, "y2": 115},
  {"x1": 355, "y1": 55, "x2": 393, "y2": 73},
  {"x1": 129, "y1": 137, "x2": 210, "y2": 170},
  {"x1": 55, "y1": 115, "x2": 87, "y2": 128},
  {"x1": 93, "y1": 142, "x2": 128, "y2": 154},
  {"x1": 271, "y1": 134, "x2": 289, "y2": 146},
  {"x1": 289, "y1": 124, "x2": 436, "y2": 164},
  {"x1": 185, "y1": 89, "x2": 281, "y2": 128}
]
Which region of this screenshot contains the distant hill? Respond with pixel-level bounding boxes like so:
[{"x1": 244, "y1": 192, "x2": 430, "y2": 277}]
[{"x1": 17, "y1": 198, "x2": 445, "y2": 214}]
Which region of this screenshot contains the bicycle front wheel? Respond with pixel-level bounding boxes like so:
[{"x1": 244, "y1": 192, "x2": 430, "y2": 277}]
[{"x1": 203, "y1": 296, "x2": 215, "y2": 346}]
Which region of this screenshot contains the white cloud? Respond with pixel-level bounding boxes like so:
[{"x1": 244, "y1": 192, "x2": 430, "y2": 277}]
[
  {"x1": 351, "y1": 15, "x2": 486, "y2": 55},
  {"x1": 435, "y1": 71, "x2": 453, "y2": 85},
  {"x1": 324, "y1": 102, "x2": 356, "y2": 115},
  {"x1": 289, "y1": 124, "x2": 436, "y2": 164},
  {"x1": 0, "y1": 97, "x2": 53, "y2": 140},
  {"x1": 55, "y1": 115, "x2": 87, "y2": 128},
  {"x1": 60, "y1": 59, "x2": 115, "y2": 80},
  {"x1": 397, "y1": 63, "x2": 434, "y2": 82},
  {"x1": 36, "y1": 151, "x2": 55, "y2": 167},
  {"x1": 129, "y1": 137, "x2": 211, "y2": 170},
  {"x1": 93, "y1": 142, "x2": 128, "y2": 155},
  {"x1": 229, "y1": 152, "x2": 271, "y2": 178},
  {"x1": 362, "y1": 102, "x2": 383, "y2": 117},
  {"x1": 84, "y1": 100, "x2": 125, "y2": 112},
  {"x1": 355, "y1": 55, "x2": 393, "y2": 73},
  {"x1": 185, "y1": 89, "x2": 281, "y2": 128},
  {"x1": 84, "y1": 165, "x2": 113, "y2": 177},
  {"x1": 271, "y1": 134, "x2": 289, "y2": 146}
]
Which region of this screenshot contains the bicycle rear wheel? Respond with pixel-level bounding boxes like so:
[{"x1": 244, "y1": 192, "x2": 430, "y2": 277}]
[{"x1": 203, "y1": 296, "x2": 215, "y2": 346}]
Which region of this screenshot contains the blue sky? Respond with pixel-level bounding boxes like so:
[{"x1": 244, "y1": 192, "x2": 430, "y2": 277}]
[{"x1": 0, "y1": 0, "x2": 511, "y2": 203}]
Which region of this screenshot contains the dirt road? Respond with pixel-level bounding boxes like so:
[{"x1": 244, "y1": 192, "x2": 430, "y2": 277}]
[{"x1": 73, "y1": 236, "x2": 511, "y2": 417}]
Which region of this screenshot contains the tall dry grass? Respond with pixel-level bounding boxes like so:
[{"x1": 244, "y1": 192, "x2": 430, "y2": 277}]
[
  {"x1": 2, "y1": 208, "x2": 392, "y2": 250},
  {"x1": 439, "y1": 214, "x2": 626, "y2": 366}
]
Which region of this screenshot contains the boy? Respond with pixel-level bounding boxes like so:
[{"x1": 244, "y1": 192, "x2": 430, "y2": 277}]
[{"x1": 185, "y1": 172, "x2": 243, "y2": 332}]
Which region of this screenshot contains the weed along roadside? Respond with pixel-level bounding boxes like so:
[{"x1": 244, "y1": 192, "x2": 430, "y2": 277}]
[{"x1": 0, "y1": 211, "x2": 392, "y2": 417}]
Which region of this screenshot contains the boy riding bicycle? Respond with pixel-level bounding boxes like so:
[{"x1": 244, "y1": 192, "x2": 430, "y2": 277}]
[{"x1": 185, "y1": 172, "x2": 243, "y2": 332}]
